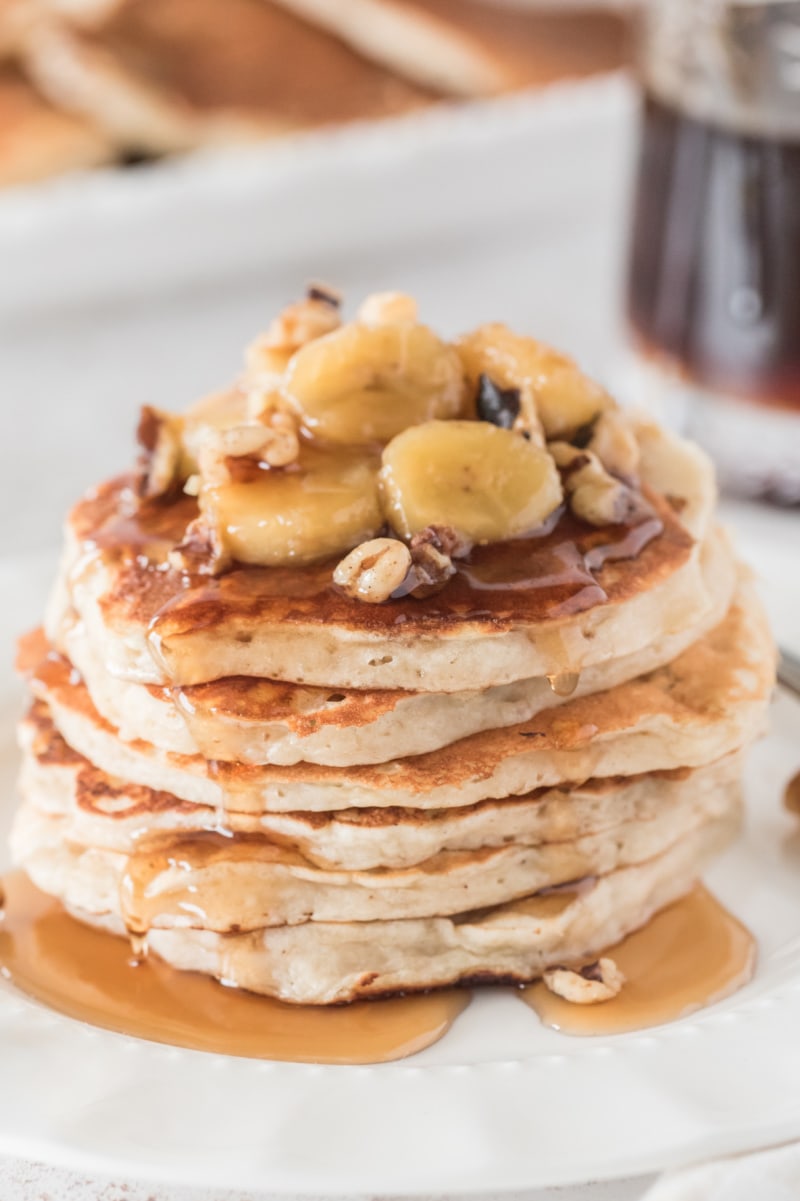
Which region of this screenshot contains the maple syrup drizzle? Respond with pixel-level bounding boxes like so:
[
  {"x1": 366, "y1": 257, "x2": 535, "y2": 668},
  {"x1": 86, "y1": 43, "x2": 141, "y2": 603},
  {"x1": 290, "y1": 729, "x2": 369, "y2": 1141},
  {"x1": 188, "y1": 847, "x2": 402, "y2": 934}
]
[
  {"x1": 520, "y1": 887, "x2": 755, "y2": 1035},
  {"x1": 546, "y1": 672, "x2": 580, "y2": 698},
  {"x1": 62, "y1": 476, "x2": 672, "y2": 678},
  {"x1": 119, "y1": 831, "x2": 271, "y2": 945},
  {"x1": 0, "y1": 871, "x2": 470, "y2": 1064}
]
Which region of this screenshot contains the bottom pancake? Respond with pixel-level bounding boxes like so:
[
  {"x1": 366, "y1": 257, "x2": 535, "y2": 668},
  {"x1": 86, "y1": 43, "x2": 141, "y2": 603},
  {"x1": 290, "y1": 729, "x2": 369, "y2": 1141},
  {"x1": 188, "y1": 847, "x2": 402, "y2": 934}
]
[
  {"x1": 0, "y1": 63, "x2": 112, "y2": 184},
  {"x1": 34, "y1": 813, "x2": 737, "y2": 1004}
]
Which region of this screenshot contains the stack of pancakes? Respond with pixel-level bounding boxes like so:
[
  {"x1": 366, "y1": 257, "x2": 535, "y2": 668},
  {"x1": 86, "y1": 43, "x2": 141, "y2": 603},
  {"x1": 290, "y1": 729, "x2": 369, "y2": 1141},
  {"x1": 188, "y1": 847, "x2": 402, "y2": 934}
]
[{"x1": 12, "y1": 299, "x2": 774, "y2": 1005}]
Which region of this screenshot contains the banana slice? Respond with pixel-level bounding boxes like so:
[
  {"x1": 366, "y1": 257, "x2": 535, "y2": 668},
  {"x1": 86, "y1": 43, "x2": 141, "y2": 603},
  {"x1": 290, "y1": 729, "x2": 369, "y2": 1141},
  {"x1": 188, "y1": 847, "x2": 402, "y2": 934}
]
[
  {"x1": 380, "y1": 421, "x2": 563, "y2": 543},
  {"x1": 200, "y1": 444, "x2": 382, "y2": 566},
  {"x1": 457, "y1": 324, "x2": 612, "y2": 440},
  {"x1": 284, "y1": 322, "x2": 466, "y2": 446}
]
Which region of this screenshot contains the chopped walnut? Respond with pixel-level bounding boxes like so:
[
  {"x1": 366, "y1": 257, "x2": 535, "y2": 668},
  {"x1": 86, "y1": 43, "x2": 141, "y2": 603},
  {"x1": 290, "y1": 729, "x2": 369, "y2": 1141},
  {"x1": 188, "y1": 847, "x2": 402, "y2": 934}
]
[
  {"x1": 333, "y1": 538, "x2": 412, "y2": 604},
  {"x1": 135, "y1": 406, "x2": 184, "y2": 500},
  {"x1": 408, "y1": 543, "x2": 455, "y2": 595},
  {"x1": 550, "y1": 442, "x2": 646, "y2": 526},
  {"x1": 357, "y1": 291, "x2": 418, "y2": 327},
  {"x1": 395, "y1": 525, "x2": 471, "y2": 598},
  {"x1": 246, "y1": 386, "x2": 296, "y2": 426},
  {"x1": 169, "y1": 516, "x2": 231, "y2": 576},
  {"x1": 196, "y1": 410, "x2": 300, "y2": 489},
  {"x1": 543, "y1": 958, "x2": 625, "y2": 1004},
  {"x1": 514, "y1": 395, "x2": 547, "y2": 447},
  {"x1": 410, "y1": 524, "x2": 472, "y2": 561},
  {"x1": 587, "y1": 410, "x2": 641, "y2": 483},
  {"x1": 305, "y1": 283, "x2": 342, "y2": 309},
  {"x1": 245, "y1": 291, "x2": 341, "y2": 382}
]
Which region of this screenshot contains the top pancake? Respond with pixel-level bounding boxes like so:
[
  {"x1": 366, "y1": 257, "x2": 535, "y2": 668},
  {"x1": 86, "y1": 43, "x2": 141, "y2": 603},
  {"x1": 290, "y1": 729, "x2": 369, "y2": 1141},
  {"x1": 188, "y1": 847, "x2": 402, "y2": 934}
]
[
  {"x1": 38, "y1": 523, "x2": 733, "y2": 767},
  {"x1": 0, "y1": 62, "x2": 111, "y2": 183},
  {"x1": 48, "y1": 420, "x2": 718, "y2": 691}
]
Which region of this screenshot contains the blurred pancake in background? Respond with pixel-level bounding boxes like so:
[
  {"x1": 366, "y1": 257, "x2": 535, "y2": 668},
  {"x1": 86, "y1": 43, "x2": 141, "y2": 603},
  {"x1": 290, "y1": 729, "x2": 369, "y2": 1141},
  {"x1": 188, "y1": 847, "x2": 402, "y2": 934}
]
[
  {"x1": 22, "y1": 0, "x2": 438, "y2": 154},
  {"x1": 268, "y1": 0, "x2": 628, "y2": 95},
  {"x1": 0, "y1": 61, "x2": 109, "y2": 183},
  {"x1": 0, "y1": 0, "x2": 33, "y2": 57},
  {"x1": 1, "y1": 0, "x2": 629, "y2": 183}
]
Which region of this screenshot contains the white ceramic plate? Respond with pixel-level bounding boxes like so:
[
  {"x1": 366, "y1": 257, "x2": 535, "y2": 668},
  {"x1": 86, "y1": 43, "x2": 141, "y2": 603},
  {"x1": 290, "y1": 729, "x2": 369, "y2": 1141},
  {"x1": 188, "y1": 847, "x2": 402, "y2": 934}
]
[{"x1": 1, "y1": 74, "x2": 800, "y2": 1194}]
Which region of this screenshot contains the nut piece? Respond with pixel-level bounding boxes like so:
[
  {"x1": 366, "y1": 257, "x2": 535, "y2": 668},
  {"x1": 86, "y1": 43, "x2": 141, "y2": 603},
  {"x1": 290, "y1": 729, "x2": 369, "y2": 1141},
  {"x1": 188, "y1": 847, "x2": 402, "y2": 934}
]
[
  {"x1": 334, "y1": 538, "x2": 412, "y2": 604},
  {"x1": 245, "y1": 289, "x2": 342, "y2": 382},
  {"x1": 357, "y1": 291, "x2": 418, "y2": 327},
  {"x1": 410, "y1": 541, "x2": 454, "y2": 591},
  {"x1": 169, "y1": 516, "x2": 232, "y2": 576},
  {"x1": 395, "y1": 524, "x2": 471, "y2": 598},
  {"x1": 587, "y1": 410, "x2": 641, "y2": 482},
  {"x1": 246, "y1": 386, "x2": 296, "y2": 425},
  {"x1": 411, "y1": 524, "x2": 472, "y2": 560},
  {"x1": 543, "y1": 958, "x2": 625, "y2": 1005},
  {"x1": 136, "y1": 405, "x2": 184, "y2": 499},
  {"x1": 196, "y1": 409, "x2": 300, "y2": 488},
  {"x1": 550, "y1": 442, "x2": 646, "y2": 526}
]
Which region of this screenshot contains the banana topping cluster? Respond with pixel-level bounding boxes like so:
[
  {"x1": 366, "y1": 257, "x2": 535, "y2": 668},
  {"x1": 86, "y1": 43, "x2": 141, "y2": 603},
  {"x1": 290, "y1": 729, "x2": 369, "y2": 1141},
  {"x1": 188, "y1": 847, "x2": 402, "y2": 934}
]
[{"x1": 134, "y1": 288, "x2": 654, "y2": 590}]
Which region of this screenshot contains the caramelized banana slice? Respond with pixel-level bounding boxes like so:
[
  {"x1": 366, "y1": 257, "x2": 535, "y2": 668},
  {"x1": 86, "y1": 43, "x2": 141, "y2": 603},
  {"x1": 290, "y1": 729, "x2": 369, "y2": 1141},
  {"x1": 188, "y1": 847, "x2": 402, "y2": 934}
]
[
  {"x1": 284, "y1": 323, "x2": 466, "y2": 446},
  {"x1": 457, "y1": 324, "x2": 612, "y2": 441},
  {"x1": 199, "y1": 444, "x2": 382, "y2": 566},
  {"x1": 380, "y1": 421, "x2": 563, "y2": 543}
]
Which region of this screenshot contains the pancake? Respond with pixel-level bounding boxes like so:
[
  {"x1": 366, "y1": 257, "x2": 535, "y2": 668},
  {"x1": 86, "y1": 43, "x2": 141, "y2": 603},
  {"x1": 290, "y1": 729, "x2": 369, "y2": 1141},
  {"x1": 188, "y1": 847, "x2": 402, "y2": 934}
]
[
  {"x1": 0, "y1": 0, "x2": 31, "y2": 58},
  {"x1": 31, "y1": 580, "x2": 774, "y2": 814},
  {"x1": 47, "y1": 420, "x2": 718, "y2": 692},
  {"x1": 13, "y1": 762, "x2": 735, "y2": 928},
  {"x1": 51, "y1": 524, "x2": 736, "y2": 765},
  {"x1": 22, "y1": 0, "x2": 437, "y2": 154},
  {"x1": 25, "y1": 813, "x2": 739, "y2": 1003},
  {"x1": 0, "y1": 62, "x2": 111, "y2": 183},
  {"x1": 270, "y1": 0, "x2": 628, "y2": 96},
  {"x1": 18, "y1": 699, "x2": 742, "y2": 870}
]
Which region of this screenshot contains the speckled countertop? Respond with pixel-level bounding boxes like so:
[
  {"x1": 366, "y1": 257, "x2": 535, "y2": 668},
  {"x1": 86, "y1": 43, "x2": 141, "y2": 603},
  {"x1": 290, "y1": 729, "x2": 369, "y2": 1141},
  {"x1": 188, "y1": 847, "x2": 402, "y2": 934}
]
[{"x1": 0, "y1": 1161, "x2": 652, "y2": 1201}]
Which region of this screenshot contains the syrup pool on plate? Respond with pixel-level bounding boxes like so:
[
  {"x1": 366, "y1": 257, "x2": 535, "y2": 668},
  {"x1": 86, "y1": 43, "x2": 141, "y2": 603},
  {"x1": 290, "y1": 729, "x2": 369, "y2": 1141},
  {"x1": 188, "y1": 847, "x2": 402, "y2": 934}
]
[
  {"x1": 0, "y1": 871, "x2": 470, "y2": 1065},
  {"x1": 0, "y1": 872, "x2": 756, "y2": 1059},
  {"x1": 521, "y1": 886, "x2": 756, "y2": 1036}
]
